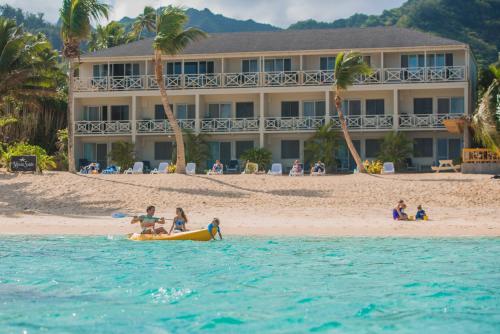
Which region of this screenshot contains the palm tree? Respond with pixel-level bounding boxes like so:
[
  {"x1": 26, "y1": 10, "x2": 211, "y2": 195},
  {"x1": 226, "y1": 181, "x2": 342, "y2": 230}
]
[
  {"x1": 88, "y1": 21, "x2": 128, "y2": 51},
  {"x1": 472, "y1": 65, "x2": 500, "y2": 152},
  {"x1": 153, "y1": 6, "x2": 207, "y2": 174},
  {"x1": 132, "y1": 6, "x2": 156, "y2": 40},
  {"x1": 60, "y1": 0, "x2": 110, "y2": 172},
  {"x1": 333, "y1": 51, "x2": 372, "y2": 173}
]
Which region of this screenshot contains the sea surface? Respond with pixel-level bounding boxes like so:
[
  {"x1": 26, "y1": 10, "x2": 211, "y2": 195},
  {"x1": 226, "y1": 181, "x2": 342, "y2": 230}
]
[{"x1": 0, "y1": 236, "x2": 499, "y2": 333}]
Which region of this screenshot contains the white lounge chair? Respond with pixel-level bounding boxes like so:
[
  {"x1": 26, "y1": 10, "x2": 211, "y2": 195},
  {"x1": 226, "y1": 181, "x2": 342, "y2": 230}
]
[
  {"x1": 186, "y1": 162, "x2": 196, "y2": 175},
  {"x1": 382, "y1": 162, "x2": 395, "y2": 174},
  {"x1": 150, "y1": 162, "x2": 169, "y2": 174},
  {"x1": 268, "y1": 163, "x2": 283, "y2": 176},
  {"x1": 124, "y1": 162, "x2": 144, "y2": 174}
]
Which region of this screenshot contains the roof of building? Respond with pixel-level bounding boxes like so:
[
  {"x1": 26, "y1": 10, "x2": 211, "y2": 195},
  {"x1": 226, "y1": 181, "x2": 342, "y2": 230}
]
[{"x1": 82, "y1": 26, "x2": 466, "y2": 59}]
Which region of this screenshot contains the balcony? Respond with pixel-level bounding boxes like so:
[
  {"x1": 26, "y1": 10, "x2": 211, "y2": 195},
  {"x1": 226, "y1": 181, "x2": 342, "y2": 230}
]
[
  {"x1": 201, "y1": 118, "x2": 259, "y2": 133},
  {"x1": 74, "y1": 121, "x2": 132, "y2": 135},
  {"x1": 72, "y1": 66, "x2": 466, "y2": 92},
  {"x1": 330, "y1": 115, "x2": 393, "y2": 129},
  {"x1": 399, "y1": 113, "x2": 464, "y2": 129},
  {"x1": 136, "y1": 119, "x2": 196, "y2": 134},
  {"x1": 265, "y1": 117, "x2": 325, "y2": 131}
]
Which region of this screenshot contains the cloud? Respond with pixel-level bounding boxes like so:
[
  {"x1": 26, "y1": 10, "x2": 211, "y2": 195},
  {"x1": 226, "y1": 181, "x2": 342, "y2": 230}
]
[{"x1": 2, "y1": 0, "x2": 406, "y2": 27}]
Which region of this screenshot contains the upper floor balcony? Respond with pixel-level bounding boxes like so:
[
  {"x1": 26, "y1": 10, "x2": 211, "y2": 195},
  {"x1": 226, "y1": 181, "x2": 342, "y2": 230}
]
[{"x1": 72, "y1": 66, "x2": 466, "y2": 92}]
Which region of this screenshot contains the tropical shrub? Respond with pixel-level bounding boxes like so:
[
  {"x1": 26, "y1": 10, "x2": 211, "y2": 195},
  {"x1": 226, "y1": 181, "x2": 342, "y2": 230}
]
[
  {"x1": 377, "y1": 132, "x2": 413, "y2": 170},
  {"x1": 363, "y1": 160, "x2": 383, "y2": 174},
  {"x1": 184, "y1": 131, "x2": 210, "y2": 172},
  {"x1": 240, "y1": 148, "x2": 272, "y2": 171},
  {"x1": 304, "y1": 121, "x2": 339, "y2": 172},
  {"x1": 108, "y1": 141, "x2": 135, "y2": 170},
  {"x1": 53, "y1": 128, "x2": 68, "y2": 170},
  {"x1": 1, "y1": 142, "x2": 56, "y2": 172}
]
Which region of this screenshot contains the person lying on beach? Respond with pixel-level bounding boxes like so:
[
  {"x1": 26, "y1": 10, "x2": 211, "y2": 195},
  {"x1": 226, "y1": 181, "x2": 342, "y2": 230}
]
[
  {"x1": 415, "y1": 205, "x2": 427, "y2": 220},
  {"x1": 393, "y1": 200, "x2": 409, "y2": 221},
  {"x1": 310, "y1": 160, "x2": 325, "y2": 175},
  {"x1": 169, "y1": 207, "x2": 188, "y2": 234},
  {"x1": 131, "y1": 205, "x2": 167, "y2": 234},
  {"x1": 208, "y1": 218, "x2": 223, "y2": 240}
]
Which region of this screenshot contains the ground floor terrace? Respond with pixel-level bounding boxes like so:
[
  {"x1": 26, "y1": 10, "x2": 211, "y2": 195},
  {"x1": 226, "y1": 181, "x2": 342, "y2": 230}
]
[{"x1": 75, "y1": 130, "x2": 463, "y2": 173}]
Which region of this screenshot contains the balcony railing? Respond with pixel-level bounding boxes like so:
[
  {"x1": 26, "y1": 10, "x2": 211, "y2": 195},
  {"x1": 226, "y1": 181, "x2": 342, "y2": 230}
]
[
  {"x1": 73, "y1": 66, "x2": 466, "y2": 92},
  {"x1": 201, "y1": 118, "x2": 260, "y2": 132},
  {"x1": 462, "y1": 148, "x2": 500, "y2": 163},
  {"x1": 136, "y1": 119, "x2": 196, "y2": 133},
  {"x1": 74, "y1": 121, "x2": 132, "y2": 135},
  {"x1": 399, "y1": 113, "x2": 464, "y2": 129},
  {"x1": 329, "y1": 115, "x2": 394, "y2": 129},
  {"x1": 265, "y1": 117, "x2": 325, "y2": 131}
]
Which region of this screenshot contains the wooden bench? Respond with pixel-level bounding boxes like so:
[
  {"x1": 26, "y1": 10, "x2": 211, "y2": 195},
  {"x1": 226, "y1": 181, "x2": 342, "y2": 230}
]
[{"x1": 431, "y1": 160, "x2": 461, "y2": 173}]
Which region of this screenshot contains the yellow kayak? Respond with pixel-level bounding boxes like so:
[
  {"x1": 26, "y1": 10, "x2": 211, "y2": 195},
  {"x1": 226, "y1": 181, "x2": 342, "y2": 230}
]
[{"x1": 128, "y1": 227, "x2": 215, "y2": 241}]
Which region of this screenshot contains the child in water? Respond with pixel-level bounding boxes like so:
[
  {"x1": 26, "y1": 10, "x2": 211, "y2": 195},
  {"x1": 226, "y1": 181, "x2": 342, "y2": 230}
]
[
  {"x1": 416, "y1": 205, "x2": 427, "y2": 220},
  {"x1": 207, "y1": 218, "x2": 223, "y2": 240}
]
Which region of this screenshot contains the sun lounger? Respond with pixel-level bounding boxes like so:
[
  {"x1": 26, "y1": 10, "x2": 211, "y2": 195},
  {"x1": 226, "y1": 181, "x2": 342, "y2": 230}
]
[
  {"x1": 150, "y1": 162, "x2": 169, "y2": 174},
  {"x1": 382, "y1": 162, "x2": 395, "y2": 174},
  {"x1": 124, "y1": 162, "x2": 144, "y2": 174},
  {"x1": 226, "y1": 160, "x2": 240, "y2": 174},
  {"x1": 431, "y1": 160, "x2": 461, "y2": 173},
  {"x1": 186, "y1": 162, "x2": 196, "y2": 175},
  {"x1": 102, "y1": 165, "x2": 120, "y2": 174},
  {"x1": 268, "y1": 163, "x2": 283, "y2": 176}
]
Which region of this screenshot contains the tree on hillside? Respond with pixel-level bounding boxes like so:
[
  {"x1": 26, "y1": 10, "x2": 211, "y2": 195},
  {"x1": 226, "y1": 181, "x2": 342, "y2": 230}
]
[
  {"x1": 153, "y1": 6, "x2": 207, "y2": 174},
  {"x1": 60, "y1": 0, "x2": 110, "y2": 172},
  {"x1": 132, "y1": 6, "x2": 156, "y2": 40},
  {"x1": 333, "y1": 51, "x2": 372, "y2": 173},
  {"x1": 88, "y1": 21, "x2": 129, "y2": 51}
]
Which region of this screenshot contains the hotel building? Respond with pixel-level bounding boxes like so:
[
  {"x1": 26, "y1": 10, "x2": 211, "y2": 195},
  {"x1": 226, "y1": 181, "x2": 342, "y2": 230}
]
[{"x1": 71, "y1": 27, "x2": 476, "y2": 172}]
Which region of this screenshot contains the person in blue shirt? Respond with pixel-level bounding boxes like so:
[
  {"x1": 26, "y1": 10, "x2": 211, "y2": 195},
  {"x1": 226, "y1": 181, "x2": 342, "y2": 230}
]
[
  {"x1": 415, "y1": 205, "x2": 427, "y2": 220},
  {"x1": 207, "y1": 218, "x2": 222, "y2": 240}
]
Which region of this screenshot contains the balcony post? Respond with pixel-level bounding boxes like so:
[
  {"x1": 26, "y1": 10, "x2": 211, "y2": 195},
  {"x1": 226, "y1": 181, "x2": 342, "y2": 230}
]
[
  {"x1": 325, "y1": 89, "x2": 330, "y2": 125},
  {"x1": 195, "y1": 94, "x2": 201, "y2": 133},
  {"x1": 393, "y1": 88, "x2": 399, "y2": 131},
  {"x1": 131, "y1": 95, "x2": 137, "y2": 144},
  {"x1": 107, "y1": 60, "x2": 110, "y2": 90},
  {"x1": 463, "y1": 85, "x2": 471, "y2": 148},
  {"x1": 380, "y1": 52, "x2": 385, "y2": 82},
  {"x1": 145, "y1": 60, "x2": 149, "y2": 89},
  {"x1": 259, "y1": 92, "x2": 265, "y2": 148},
  {"x1": 221, "y1": 58, "x2": 225, "y2": 87}
]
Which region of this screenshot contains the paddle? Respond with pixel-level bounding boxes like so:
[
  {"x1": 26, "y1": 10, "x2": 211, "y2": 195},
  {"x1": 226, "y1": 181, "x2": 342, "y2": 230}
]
[{"x1": 111, "y1": 212, "x2": 173, "y2": 221}]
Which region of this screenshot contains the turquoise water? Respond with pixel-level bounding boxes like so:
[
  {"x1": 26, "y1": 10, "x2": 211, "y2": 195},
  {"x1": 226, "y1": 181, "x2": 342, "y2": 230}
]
[{"x1": 0, "y1": 237, "x2": 499, "y2": 333}]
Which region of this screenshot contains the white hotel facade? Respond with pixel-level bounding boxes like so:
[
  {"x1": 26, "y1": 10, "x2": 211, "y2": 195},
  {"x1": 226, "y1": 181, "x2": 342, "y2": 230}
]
[{"x1": 71, "y1": 27, "x2": 477, "y2": 172}]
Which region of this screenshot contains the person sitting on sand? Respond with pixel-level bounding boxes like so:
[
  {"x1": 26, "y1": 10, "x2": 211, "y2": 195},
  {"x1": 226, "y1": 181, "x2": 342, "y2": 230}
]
[
  {"x1": 211, "y1": 160, "x2": 224, "y2": 174},
  {"x1": 208, "y1": 218, "x2": 223, "y2": 240},
  {"x1": 131, "y1": 205, "x2": 167, "y2": 234},
  {"x1": 416, "y1": 205, "x2": 427, "y2": 220},
  {"x1": 310, "y1": 160, "x2": 325, "y2": 175},
  {"x1": 393, "y1": 200, "x2": 409, "y2": 221},
  {"x1": 169, "y1": 207, "x2": 188, "y2": 234}
]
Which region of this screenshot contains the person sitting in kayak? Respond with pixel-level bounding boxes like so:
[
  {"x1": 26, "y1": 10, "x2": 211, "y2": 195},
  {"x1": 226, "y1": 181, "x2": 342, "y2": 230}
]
[
  {"x1": 130, "y1": 205, "x2": 167, "y2": 234},
  {"x1": 169, "y1": 207, "x2": 188, "y2": 234},
  {"x1": 208, "y1": 218, "x2": 223, "y2": 240}
]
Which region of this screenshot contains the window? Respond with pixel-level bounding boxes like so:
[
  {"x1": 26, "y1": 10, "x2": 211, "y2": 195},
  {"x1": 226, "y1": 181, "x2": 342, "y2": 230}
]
[
  {"x1": 320, "y1": 57, "x2": 336, "y2": 71},
  {"x1": 83, "y1": 106, "x2": 107, "y2": 121},
  {"x1": 401, "y1": 54, "x2": 425, "y2": 68},
  {"x1": 366, "y1": 99, "x2": 385, "y2": 116},
  {"x1": 281, "y1": 101, "x2": 299, "y2": 117},
  {"x1": 413, "y1": 98, "x2": 433, "y2": 115},
  {"x1": 437, "y1": 138, "x2": 462, "y2": 161},
  {"x1": 437, "y1": 98, "x2": 450, "y2": 114},
  {"x1": 363, "y1": 56, "x2": 371, "y2": 67},
  {"x1": 110, "y1": 106, "x2": 129, "y2": 120},
  {"x1": 236, "y1": 102, "x2": 254, "y2": 118},
  {"x1": 281, "y1": 140, "x2": 300, "y2": 159},
  {"x1": 451, "y1": 97, "x2": 464, "y2": 114},
  {"x1": 93, "y1": 64, "x2": 108, "y2": 77},
  {"x1": 83, "y1": 143, "x2": 107, "y2": 167},
  {"x1": 183, "y1": 61, "x2": 215, "y2": 74},
  {"x1": 427, "y1": 53, "x2": 453, "y2": 67},
  {"x1": 236, "y1": 141, "x2": 254, "y2": 158},
  {"x1": 110, "y1": 63, "x2": 139, "y2": 76},
  {"x1": 176, "y1": 104, "x2": 195, "y2": 119},
  {"x1": 242, "y1": 59, "x2": 259, "y2": 73},
  {"x1": 414, "y1": 138, "x2": 433, "y2": 158},
  {"x1": 365, "y1": 139, "x2": 382, "y2": 158},
  {"x1": 206, "y1": 103, "x2": 231, "y2": 118},
  {"x1": 154, "y1": 142, "x2": 173, "y2": 160},
  {"x1": 303, "y1": 101, "x2": 325, "y2": 118},
  {"x1": 166, "y1": 62, "x2": 182, "y2": 75},
  {"x1": 264, "y1": 58, "x2": 291, "y2": 72},
  {"x1": 341, "y1": 100, "x2": 361, "y2": 116},
  {"x1": 154, "y1": 104, "x2": 173, "y2": 120}
]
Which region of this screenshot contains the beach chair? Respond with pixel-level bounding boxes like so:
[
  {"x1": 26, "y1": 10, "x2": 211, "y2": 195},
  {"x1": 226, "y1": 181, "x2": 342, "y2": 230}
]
[
  {"x1": 431, "y1": 160, "x2": 461, "y2": 173},
  {"x1": 226, "y1": 160, "x2": 240, "y2": 174},
  {"x1": 186, "y1": 162, "x2": 196, "y2": 175},
  {"x1": 242, "y1": 162, "x2": 258, "y2": 174},
  {"x1": 102, "y1": 165, "x2": 118, "y2": 174},
  {"x1": 382, "y1": 162, "x2": 395, "y2": 174},
  {"x1": 289, "y1": 164, "x2": 304, "y2": 176},
  {"x1": 150, "y1": 162, "x2": 169, "y2": 174},
  {"x1": 268, "y1": 163, "x2": 283, "y2": 176},
  {"x1": 124, "y1": 162, "x2": 144, "y2": 174}
]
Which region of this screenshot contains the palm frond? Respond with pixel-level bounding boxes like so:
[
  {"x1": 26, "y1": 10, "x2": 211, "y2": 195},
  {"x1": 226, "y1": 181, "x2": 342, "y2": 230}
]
[
  {"x1": 334, "y1": 51, "x2": 372, "y2": 91},
  {"x1": 472, "y1": 80, "x2": 500, "y2": 152}
]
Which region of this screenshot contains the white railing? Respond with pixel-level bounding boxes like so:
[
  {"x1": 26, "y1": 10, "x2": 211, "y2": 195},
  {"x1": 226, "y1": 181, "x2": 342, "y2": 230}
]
[
  {"x1": 75, "y1": 121, "x2": 132, "y2": 134},
  {"x1": 328, "y1": 115, "x2": 393, "y2": 129},
  {"x1": 399, "y1": 113, "x2": 464, "y2": 129},
  {"x1": 73, "y1": 66, "x2": 466, "y2": 91},
  {"x1": 136, "y1": 119, "x2": 196, "y2": 133},
  {"x1": 200, "y1": 118, "x2": 260, "y2": 132},
  {"x1": 265, "y1": 117, "x2": 325, "y2": 131}
]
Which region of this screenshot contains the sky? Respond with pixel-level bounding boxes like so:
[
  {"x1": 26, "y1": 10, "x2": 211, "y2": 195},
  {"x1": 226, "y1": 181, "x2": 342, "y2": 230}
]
[{"x1": 1, "y1": 0, "x2": 406, "y2": 27}]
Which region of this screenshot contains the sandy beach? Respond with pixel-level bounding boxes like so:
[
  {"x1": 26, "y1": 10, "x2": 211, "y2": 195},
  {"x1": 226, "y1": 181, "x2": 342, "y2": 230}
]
[{"x1": 0, "y1": 171, "x2": 499, "y2": 237}]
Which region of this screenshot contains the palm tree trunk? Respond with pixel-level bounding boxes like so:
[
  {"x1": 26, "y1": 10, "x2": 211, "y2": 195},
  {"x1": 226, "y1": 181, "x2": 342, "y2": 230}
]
[
  {"x1": 335, "y1": 94, "x2": 365, "y2": 173},
  {"x1": 154, "y1": 50, "x2": 186, "y2": 173},
  {"x1": 67, "y1": 60, "x2": 76, "y2": 173}
]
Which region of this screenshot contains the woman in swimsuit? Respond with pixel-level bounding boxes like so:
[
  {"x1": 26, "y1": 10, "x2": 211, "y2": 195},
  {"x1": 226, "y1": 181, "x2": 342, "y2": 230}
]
[{"x1": 169, "y1": 207, "x2": 188, "y2": 234}]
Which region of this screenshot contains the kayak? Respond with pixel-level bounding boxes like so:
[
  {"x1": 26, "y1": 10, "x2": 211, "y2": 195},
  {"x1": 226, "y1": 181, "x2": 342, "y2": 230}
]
[{"x1": 128, "y1": 227, "x2": 215, "y2": 241}]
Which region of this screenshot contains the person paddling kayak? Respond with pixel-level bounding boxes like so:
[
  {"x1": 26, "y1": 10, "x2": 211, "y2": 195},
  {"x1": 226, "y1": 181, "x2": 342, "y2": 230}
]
[
  {"x1": 208, "y1": 218, "x2": 222, "y2": 240},
  {"x1": 130, "y1": 205, "x2": 167, "y2": 234}
]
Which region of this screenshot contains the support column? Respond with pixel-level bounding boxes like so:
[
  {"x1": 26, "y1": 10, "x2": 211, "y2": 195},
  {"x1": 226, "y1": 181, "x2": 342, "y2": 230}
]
[
  {"x1": 380, "y1": 52, "x2": 385, "y2": 82},
  {"x1": 195, "y1": 94, "x2": 201, "y2": 133},
  {"x1": 131, "y1": 95, "x2": 137, "y2": 145},
  {"x1": 463, "y1": 85, "x2": 471, "y2": 148},
  {"x1": 259, "y1": 92, "x2": 265, "y2": 148},
  {"x1": 325, "y1": 90, "x2": 330, "y2": 124},
  {"x1": 144, "y1": 60, "x2": 148, "y2": 89},
  {"x1": 393, "y1": 88, "x2": 399, "y2": 131},
  {"x1": 221, "y1": 58, "x2": 225, "y2": 87}
]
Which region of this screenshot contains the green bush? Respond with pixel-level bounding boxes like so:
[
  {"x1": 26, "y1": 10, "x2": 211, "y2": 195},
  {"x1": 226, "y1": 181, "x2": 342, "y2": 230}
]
[
  {"x1": 53, "y1": 128, "x2": 68, "y2": 170},
  {"x1": 304, "y1": 121, "x2": 339, "y2": 172},
  {"x1": 377, "y1": 132, "x2": 413, "y2": 171},
  {"x1": 240, "y1": 148, "x2": 272, "y2": 171},
  {"x1": 1, "y1": 142, "x2": 56, "y2": 172},
  {"x1": 108, "y1": 141, "x2": 135, "y2": 170}
]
